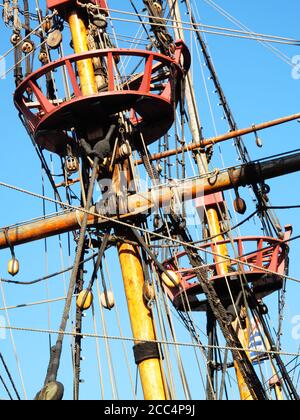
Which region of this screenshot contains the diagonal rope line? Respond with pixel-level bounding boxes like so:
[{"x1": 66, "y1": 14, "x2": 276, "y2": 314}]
[
  {"x1": 0, "y1": 324, "x2": 299, "y2": 358},
  {"x1": 0, "y1": 352, "x2": 21, "y2": 400}
]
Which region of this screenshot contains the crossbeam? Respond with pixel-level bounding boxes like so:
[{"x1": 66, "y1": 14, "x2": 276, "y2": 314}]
[
  {"x1": 135, "y1": 112, "x2": 300, "y2": 164},
  {"x1": 1, "y1": 151, "x2": 300, "y2": 250}
]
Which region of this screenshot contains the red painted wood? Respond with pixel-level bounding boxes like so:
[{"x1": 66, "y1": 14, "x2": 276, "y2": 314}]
[
  {"x1": 14, "y1": 45, "x2": 190, "y2": 147},
  {"x1": 47, "y1": 0, "x2": 108, "y2": 15},
  {"x1": 139, "y1": 54, "x2": 154, "y2": 93},
  {"x1": 107, "y1": 52, "x2": 115, "y2": 91},
  {"x1": 65, "y1": 59, "x2": 82, "y2": 97},
  {"x1": 162, "y1": 231, "x2": 292, "y2": 306},
  {"x1": 27, "y1": 80, "x2": 55, "y2": 113}
]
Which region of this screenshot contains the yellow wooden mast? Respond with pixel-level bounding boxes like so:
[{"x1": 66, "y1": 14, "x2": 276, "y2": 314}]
[
  {"x1": 67, "y1": 5, "x2": 167, "y2": 400},
  {"x1": 118, "y1": 240, "x2": 167, "y2": 400}
]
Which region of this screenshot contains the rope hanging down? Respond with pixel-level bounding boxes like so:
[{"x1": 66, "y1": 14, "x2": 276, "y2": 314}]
[{"x1": 36, "y1": 157, "x2": 101, "y2": 400}]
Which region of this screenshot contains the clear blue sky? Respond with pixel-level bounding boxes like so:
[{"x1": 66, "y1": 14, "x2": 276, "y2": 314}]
[{"x1": 0, "y1": 0, "x2": 300, "y2": 400}]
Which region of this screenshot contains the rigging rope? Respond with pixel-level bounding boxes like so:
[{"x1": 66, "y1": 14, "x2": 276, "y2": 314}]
[
  {"x1": 0, "y1": 252, "x2": 98, "y2": 285},
  {"x1": 0, "y1": 281, "x2": 27, "y2": 399},
  {"x1": 0, "y1": 324, "x2": 300, "y2": 358},
  {"x1": 0, "y1": 0, "x2": 298, "y2": 400},
  {"x1": 101, "y1": 15, "x2": 300, "y2": 48},
  {"x1": 1, "y1": 178, "x2": 300, "y2": 284},
  {"x1": 99, "y1": 7, "x2": 300, "y2": 46},
  {"x1": 201, "y1": 0, "x2": 294, "y2": 66},
  {"x1": 0, "y1": 373, "x2": 13, "y2": 400},
  {"x1": 43, "y1": 157, "x2": 100, "y2": 387}
]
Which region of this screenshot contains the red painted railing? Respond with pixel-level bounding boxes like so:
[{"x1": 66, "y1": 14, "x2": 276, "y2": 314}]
[
  {"x1": 14, "y1": 41, "x2": 190, "y2": 151},
  {"x1": 163, "y1": 226, "x2": 292, "y2": 309}
]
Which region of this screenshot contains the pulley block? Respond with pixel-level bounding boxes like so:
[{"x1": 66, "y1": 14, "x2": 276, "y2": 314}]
[
  {"x1": 22, "y1": 40, "x2": 35, "y2": 54},
  {"x1": 46, "y1": 29, "x2": 63, "y2": 49}
]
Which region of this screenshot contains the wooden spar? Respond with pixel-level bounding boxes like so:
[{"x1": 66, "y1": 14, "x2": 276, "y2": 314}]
[
  {"x1": 1, "y1": 151, "x2": 300, "y2": 250},
  {"x1": 135, "y1": 112, "x2": 300, "y2": 165},
  {"x1": 0, "y1": 211, "x2": 86, "y2": 250}
]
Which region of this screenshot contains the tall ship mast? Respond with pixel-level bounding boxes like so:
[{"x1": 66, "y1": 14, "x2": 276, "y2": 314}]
[{"x1": 0, "y1": 0, "x2": 300, "y2": 401}]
